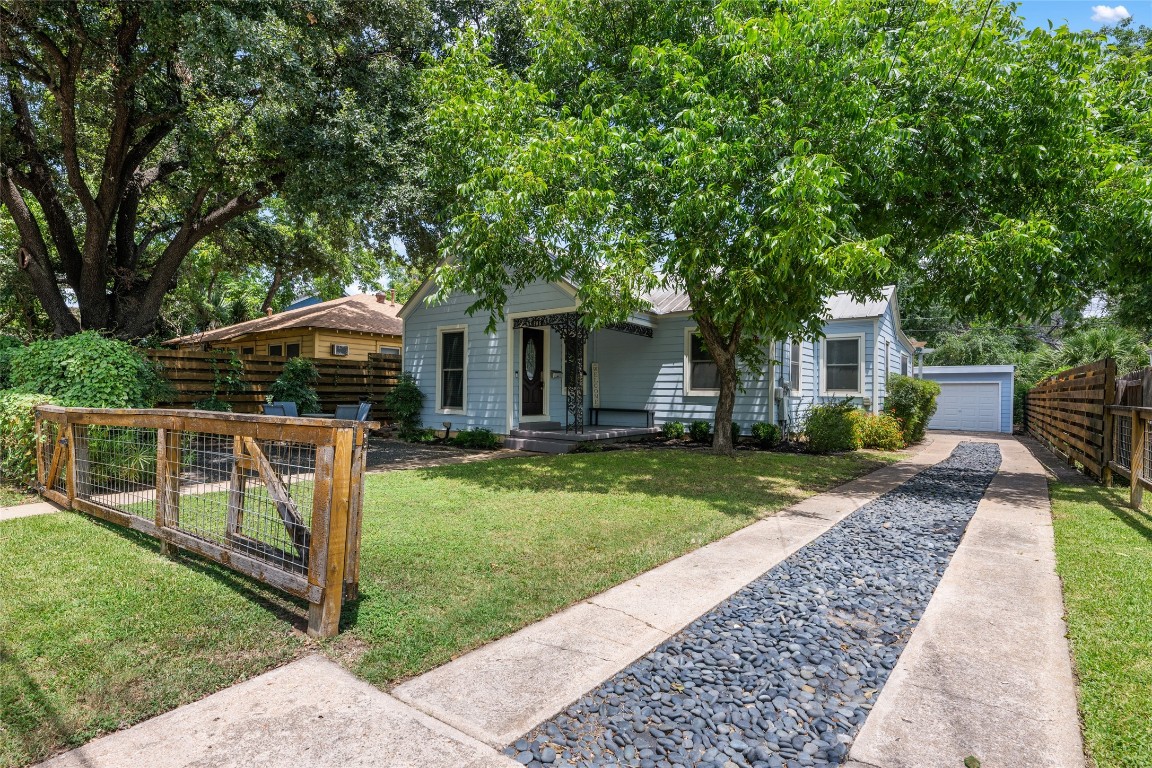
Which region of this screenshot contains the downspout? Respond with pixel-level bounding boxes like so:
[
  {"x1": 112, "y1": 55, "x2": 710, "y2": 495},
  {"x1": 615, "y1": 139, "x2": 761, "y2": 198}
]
[
  {"x1": 871, "y1": 318, "x2": 880, "y2": 414},
  {"x1": 767, "y1": 338, "x2": 776, "y2": 427}
]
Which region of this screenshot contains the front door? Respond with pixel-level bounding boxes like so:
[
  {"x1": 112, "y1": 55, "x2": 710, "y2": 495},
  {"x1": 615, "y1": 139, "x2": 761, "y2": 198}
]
[{"x1": 521, "y1": 328, "x2": 545, "y2": 416}]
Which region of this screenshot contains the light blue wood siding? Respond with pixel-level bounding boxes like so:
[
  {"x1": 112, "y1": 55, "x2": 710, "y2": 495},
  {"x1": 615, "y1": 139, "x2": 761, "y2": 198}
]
[
  {"x1": 402, "y1": 279, "x2": 575, "y2": 432},
  {"x1": 588, "y1": 315, "x2": 773, "y2": 429}
]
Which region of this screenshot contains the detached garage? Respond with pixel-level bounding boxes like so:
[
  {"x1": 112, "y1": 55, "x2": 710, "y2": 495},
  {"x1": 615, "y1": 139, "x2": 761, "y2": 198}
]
[{"x1": 921, "y1": 365, "x2": 1015, "y2": 434}]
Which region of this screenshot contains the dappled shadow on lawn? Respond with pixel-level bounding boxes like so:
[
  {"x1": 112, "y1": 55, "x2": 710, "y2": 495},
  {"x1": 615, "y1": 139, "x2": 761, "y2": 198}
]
[
  {"x1": 82, "y1": 516, "x2": 310, "y2": 633},
  {"x1": 0, "y1": 641, "x2": 95, "y2": 768},
  {"x1": 408, "y1": 450, "x2": 891, "y2": 520},
  {"x1": 1058, "y1": 482, "x2": 1152, "y2": 547}
]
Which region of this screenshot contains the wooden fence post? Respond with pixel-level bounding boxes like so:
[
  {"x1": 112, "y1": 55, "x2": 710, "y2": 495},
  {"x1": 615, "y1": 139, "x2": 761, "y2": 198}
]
[
  {"x1": 155, "y1": 427, "x2": 181, "y2": 556},
  {"x1": 1102, "y1": 358, "x2": 1116, "y2": 487},
  {"x1": 1131, "y1": 413, "x2": 1146, "y2": 511},
  {"x1": 343, "y1": 426, "x2": 367, "y2": 603},
  {"x1": 309, "y1": 428, "x2": 353, "y2": 638},
  {"x1": 307, "y1": 437, "x2": 337, "y2": 638},
  {"x1": 63, "y1": 421, "x2": 77, "y2": 505}
]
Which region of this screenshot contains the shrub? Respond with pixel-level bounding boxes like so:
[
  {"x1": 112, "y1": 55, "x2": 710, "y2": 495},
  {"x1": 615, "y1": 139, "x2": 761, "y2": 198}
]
[
  {"x1": 852, "y1": 412, "x2": 906, "y2": 451},
  {"x1": 0, "y1": 390, "x2": 58, "y2": 487},
  {"x1": 193, "y1": 397, "x2": 233, "y2": 412},
  {"x1": 0, "y1": 336, "x2": 23, "y2": 389},
  {"x1": 730, "y1": 421, "x2": 741, "y2": 444},
  {"x1": 689, "y1": 420, "x2": 711, "y2": 442},
  {"x1": 384, "y1": 372, "x2": 425, "y2": 439},
  {"x1": 885, "y1": 375, "x2": 941, "y2": 444},
  {"x1": 804, "y1": 400, "x2": 859, "y2": 453},
  {"x1": 661, "y1": 420, "x2": 686, "y2": 439},
  {"x1": 268, "y1": 358, "x2": 321, "y2": 414},
  {"x1": 8, "y1": 331, "x2": 167, "y2": 407},
  {"x1": 450, "y1": 427, "x2": 501, "y2": 449},
  {"x1": 751, "y1": 421, "x2": 782, "y2": 448}
]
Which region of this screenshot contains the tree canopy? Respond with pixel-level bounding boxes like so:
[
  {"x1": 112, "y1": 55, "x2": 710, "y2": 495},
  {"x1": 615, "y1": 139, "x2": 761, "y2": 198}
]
[
  {"x1": 1, "y1": 0, "x2": 426, "y2": 338},
  {"x1": 425, "y1": 0, "x2": 1134, "y2": 450}
]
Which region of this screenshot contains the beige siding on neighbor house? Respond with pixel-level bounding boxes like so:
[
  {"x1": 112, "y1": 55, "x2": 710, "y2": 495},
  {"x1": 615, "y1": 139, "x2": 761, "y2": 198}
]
[{"x1": 312, "y1": 329, "x2": 403, "y2": 360}]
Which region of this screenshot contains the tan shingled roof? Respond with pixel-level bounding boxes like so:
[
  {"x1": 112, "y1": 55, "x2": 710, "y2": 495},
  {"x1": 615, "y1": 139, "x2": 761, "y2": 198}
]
[{"x1": 166, "y1": 294, "x2": 403, "y2": 345}]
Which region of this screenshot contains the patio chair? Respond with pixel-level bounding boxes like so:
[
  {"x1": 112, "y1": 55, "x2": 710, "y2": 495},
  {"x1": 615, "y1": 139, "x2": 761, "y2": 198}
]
[
  {"x1": 272, "y1": 401, "x2": 299, "y2": 417},
  {"x1": 262, "y1": 404, "x2": 286, "y2": 416},
  {"x1": 333, "y1": 402, "x2": 372, "y2": 421}
]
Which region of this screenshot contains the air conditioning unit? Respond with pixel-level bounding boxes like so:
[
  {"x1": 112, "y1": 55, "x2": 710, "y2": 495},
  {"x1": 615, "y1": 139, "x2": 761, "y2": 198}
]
[{"x1": 331, "y1": 344, "x2": 350, "y2": 356}]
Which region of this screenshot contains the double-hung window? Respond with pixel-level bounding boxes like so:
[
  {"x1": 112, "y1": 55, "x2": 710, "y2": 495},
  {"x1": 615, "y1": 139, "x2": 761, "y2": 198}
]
[
  {"x1": 438, "y1": 328, "x2": 466, "y2": 411},
  {"x1": 790, "y1": 340, "x2": 802, "y2": 392},
  {"x1": 685, "y1": 329, "x2": 720, "y2": 396},
  {"x1": 901, "y1": 354, "x2": 909, "y2": 376},
  {"x1": 822, "y1": 336, "x2": 864, "y2": 395}
]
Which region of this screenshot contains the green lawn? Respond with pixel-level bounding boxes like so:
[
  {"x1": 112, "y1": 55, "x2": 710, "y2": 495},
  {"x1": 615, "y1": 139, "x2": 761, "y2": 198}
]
[
  {"x1": 0, "y1": 485, "x2": 35, "y2": 508},
  {"x1": 1, "y1": 447, "x2": 893, "y2": 766},
  {"x1": 1050, "y1": 482, "x2": 1152, "y2": 768}
]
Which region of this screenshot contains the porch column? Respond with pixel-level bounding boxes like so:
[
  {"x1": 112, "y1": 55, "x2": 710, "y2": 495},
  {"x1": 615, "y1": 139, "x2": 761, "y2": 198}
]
[{"x1": 562, "y1": 328, "x2": 589, "y2": 433}]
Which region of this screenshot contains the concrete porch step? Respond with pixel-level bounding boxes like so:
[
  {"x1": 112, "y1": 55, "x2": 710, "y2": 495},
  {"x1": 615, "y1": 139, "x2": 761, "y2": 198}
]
[{"x1": 502, "y1": 437, "x2": 576, "y2": 454}]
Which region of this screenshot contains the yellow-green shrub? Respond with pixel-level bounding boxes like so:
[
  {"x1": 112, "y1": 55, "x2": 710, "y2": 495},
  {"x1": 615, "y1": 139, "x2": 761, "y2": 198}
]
[
  {"x1": 0, "y1": 391, "x2": 58, "y2": 487},
  {"x1": 852, "y1": 411, "x2": 906, "y2": 451}
]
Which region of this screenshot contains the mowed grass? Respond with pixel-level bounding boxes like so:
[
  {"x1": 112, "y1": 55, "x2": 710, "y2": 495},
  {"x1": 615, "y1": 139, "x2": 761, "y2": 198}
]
[
  {"x1": 0, "y1": 485, "x2": 35, "y2": 508},
  {"x1": 0, "y1": 515, "x2": 308, "y2": 768},
  {"x1": 1050, "y1": 482, "x2": 1152, "y2": 768},
  {"x1": 1, "y1": 447, "x2": 893, "y2": 766},
  {"x1": 333, "y1": 448, "x2": 895, "y2": 685}
]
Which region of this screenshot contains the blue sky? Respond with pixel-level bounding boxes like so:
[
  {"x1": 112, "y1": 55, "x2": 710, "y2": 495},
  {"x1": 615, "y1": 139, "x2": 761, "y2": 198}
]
[{"x1": 1012, "y1": 1, "x2": 1148, "y2": 31}]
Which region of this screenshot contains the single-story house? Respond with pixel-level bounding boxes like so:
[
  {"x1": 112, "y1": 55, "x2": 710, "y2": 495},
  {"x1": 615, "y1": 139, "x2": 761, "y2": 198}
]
[
  {"x1": 399, "y1": 276, "x2": 917, "y2": 443},
  {"x1": 921, "y1": 365, "x2": 1016, "y2": 434},
  {"x1": 167, "y1": 293, "x2": 403, "y2": 361}
]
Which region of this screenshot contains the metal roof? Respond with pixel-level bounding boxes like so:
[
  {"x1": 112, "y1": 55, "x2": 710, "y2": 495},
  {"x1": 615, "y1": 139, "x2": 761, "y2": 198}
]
[{"x1": 640, "y1": 285, "x2": 896, "y2": 319}]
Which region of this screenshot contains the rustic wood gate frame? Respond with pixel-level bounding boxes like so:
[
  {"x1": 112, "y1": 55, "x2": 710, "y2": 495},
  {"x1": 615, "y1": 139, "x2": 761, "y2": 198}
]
[{"x1": 34, "y1": 405, "x2": 375, "y2": 637}]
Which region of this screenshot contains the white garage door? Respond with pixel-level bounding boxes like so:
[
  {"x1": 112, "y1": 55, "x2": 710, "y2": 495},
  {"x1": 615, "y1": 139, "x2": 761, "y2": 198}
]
[{"x1": 928, "y1": 382, "x2": 1001, "y2": 432}]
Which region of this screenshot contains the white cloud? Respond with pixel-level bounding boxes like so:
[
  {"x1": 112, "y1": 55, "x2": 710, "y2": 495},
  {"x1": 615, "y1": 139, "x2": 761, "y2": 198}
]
[{"x1": 1091, "y1": 5, "x2": 1132, "y2": 23}]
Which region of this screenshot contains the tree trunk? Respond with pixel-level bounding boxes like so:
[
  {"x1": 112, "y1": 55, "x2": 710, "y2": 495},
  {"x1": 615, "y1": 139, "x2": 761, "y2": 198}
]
[
  {"x1": 260, "y1": 268, "x2": 283, "y2": 314},
  {"x1": 689, "y1": 301, "x2": 744, "y2": 456}
]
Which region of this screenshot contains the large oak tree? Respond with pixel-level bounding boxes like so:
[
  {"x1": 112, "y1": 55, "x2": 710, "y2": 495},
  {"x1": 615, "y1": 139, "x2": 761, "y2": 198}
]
[
  {"x1": 1, "y1": 0, "x2": 426, "y2": 338},
  {"x1": 425, "y1": 0, "x2": 1135, "y2": 452}
]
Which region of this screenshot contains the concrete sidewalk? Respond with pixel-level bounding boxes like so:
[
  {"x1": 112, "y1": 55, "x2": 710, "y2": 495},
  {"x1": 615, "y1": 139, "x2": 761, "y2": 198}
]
[
  {"x1": 0, "y1": 499, "x2": 61, "y2": 522},
  {"x1": 33, "y1": 434, "x2": 1083, "y2": 768},
  {"x1": 846, "y1": 435, "x2": 1084, "y2": 768},
  {"x1": 391, "y1": 436, "x2": 967, "y2": 747}
]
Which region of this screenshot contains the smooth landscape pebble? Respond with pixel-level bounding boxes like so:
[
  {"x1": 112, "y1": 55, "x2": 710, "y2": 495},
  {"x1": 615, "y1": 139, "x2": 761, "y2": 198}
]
[{"x1": 503, "y1": 442, "x2": 1001, "y2": 768}]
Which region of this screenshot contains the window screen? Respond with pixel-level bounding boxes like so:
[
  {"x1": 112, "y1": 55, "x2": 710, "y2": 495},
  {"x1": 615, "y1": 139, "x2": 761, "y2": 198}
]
[
  {"x1": 440, "y1": 331, "x2": 464, "y2": 409},
  {"x1": 825, "y1": 338, "x2": 860, "y2": 392},
  {"x1": 286, "y1": 343, "x2": 301, "y2": 358},
  {"x1": 689, "y1": 333, "x2": 720, "y2": 391},
  {"x1": 267, "y1": 344, "x2": 283, "y2": 357},
  {"x1": 790, "y1": 341, "x2": 802, "y2": 390}
]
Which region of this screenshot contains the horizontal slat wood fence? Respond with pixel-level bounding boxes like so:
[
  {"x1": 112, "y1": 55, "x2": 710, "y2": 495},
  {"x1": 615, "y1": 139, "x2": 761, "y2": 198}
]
[
  {"x1": 34, "y1": 405, "x2": 376, "y2": 637},
  {"x1": 1026, "y1": 359, "x2": 1151, "y2": 509},
  {"x1": 148, "y1": 349, "x2": 400, "y2": 422},
  {"x1": 1024, "y1": 359, "x2": 1115, "y2": 479}
]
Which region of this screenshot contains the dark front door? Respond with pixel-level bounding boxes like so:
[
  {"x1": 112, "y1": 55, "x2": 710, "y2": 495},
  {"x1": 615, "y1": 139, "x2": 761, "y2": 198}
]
[{"x1": 521, "y1": 328, "x2": 545, "y2": 416}]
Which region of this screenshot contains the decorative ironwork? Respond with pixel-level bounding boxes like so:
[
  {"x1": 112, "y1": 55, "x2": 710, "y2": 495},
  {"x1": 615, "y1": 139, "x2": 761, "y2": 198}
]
[
  {"x1": 605, "y1": 321, "x2": 654, "y2": 338},
  {"x1": 512, "y1": 312, "x2": 650, "y2": 433},
  {"x1": 513, "y1": 313, "x2": 587, "y2": 432}
]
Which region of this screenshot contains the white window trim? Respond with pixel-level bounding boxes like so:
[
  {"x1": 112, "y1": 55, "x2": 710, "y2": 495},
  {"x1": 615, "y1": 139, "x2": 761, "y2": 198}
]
[
  {"x1": 518, "y1": 326, "x2": 551, "y2": 422},
  {"x1": 820, "y1": 333, "x2": 866, "y2": 397},
  {"x1": 684, "y1": 327, "x2": 720, "y2": 397},
  {"x1": 790, "y1": 339, "x2": 803, "y2": 394},
  {"x1": 436, "y1": 324, "x2": 467, "y2": 414}
]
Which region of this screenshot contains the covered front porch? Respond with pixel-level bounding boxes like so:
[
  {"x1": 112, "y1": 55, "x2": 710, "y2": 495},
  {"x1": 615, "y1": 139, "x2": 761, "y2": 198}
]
[{"x1": 510, "y1": 311, "x2": 655, "y2": 437}]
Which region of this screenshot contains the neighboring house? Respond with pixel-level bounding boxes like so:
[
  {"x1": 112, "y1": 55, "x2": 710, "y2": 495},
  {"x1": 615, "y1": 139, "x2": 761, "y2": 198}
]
[
  {"x1": 167, "y1": 293, "x2": 403, "y2": 360},
  {"x1": 399, "y1": 276, "x2": 917, "y2": 436}
]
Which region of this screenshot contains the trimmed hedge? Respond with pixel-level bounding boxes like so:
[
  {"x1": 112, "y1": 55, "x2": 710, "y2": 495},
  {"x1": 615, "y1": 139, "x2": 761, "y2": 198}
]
[
  {"x1": 885, "y1": 375, "x2": 941, "y2": 444},
  {"x1": 661, "y1": 421, "x2": 686, "y2": 439},
  {"x1": 0, "y1": 391, "x2": 58, "y2": 487},
  {"x1": 851, "y1": 411, "x2": 906, "y2": 451},
  {"x1": 751, "y1": 421, "x2": 782, "y2": 448},
  {"x1": 804, "y1": 400, "x2": 859, "y2": 453},
  {"x1": 689, "y1": 421, "x2": 711, "y2": 442}
]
